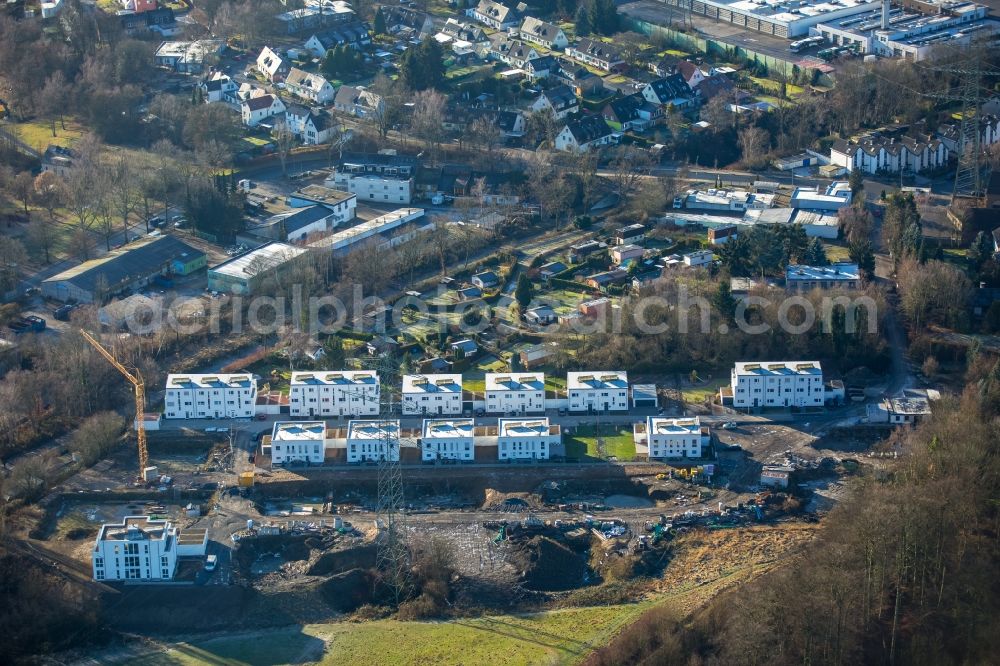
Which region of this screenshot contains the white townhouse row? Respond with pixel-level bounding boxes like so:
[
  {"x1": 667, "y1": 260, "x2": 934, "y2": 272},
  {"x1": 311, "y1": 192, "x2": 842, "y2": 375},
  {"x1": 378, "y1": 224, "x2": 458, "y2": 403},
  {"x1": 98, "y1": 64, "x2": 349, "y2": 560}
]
[
  {"x1": 266, "y1": 417, "x2": 562, "y2": 465},
  {"x1": 497, "y1": 418, "x2": 560, "y2": 460},
  {"x1": 164, "y1": 369, "x2": 647, "y2": 421},
  {"x1": 485, "y1": 372, "x2": 546, "y2": 414},
  {"x1": 567, "y1": 371, "x2": 629, "y2": 412},
  {"x1": 164, "y1": 373, "x2": 257, "y2": 419},
  {"x1": 634, "y1": 416, "x2": 708, "y2": 460},
  {"x1": 289, "y1": 370, "x2": 380, "y2": 417},
  {"x1": 421, "y1": 418, "x2": 475, "y2": 461},
  {"x1": 91, "y1": 516, "x2": 206, "y2": 582},
  {"x1": 402, "y1": 373, "x2": 463, "y2": 415},
  {"x1": 270, "y1": 421, "x2": 326, "y2": 465},
  {"x1": 729, "y1": 361, "x2": 824, "y2": 408},
  {"x1": 346, "y1": 419, "x2": 400, "y2": 463}
]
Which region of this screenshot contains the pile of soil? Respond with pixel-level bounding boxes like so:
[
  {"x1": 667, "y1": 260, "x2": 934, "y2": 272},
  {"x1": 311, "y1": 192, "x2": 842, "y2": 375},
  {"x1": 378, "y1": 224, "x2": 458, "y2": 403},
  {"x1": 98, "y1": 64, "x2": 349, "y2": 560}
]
[
  {"x1": 512, "y1": 536, "x2": 589, "y2": 591},
  {"x1": 318, "y1": 568, "x2": 373, "y2": 612},
  {"x1": 308, "y1": 543, "x2": 377, "y2": 576}
]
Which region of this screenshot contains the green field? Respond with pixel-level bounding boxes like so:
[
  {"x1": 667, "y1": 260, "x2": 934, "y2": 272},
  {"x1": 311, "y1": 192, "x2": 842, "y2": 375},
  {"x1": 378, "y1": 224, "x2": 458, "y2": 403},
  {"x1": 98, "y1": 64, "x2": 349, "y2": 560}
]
[
  {"x1": 128, "y1": 604, "x2": 652, "y2": 666},
  {"x1": 822, "y1": 241, "x2": 852, "y2": 263},
  {"x1": 564, "y1": 424, "x2": 636, "y2": 461},
  {"x1": 9, "y1": 118, "x2": 86, "y2": 151},
  {"x1": 680, "y1": 377, "x2": 727, "y2": 404}
]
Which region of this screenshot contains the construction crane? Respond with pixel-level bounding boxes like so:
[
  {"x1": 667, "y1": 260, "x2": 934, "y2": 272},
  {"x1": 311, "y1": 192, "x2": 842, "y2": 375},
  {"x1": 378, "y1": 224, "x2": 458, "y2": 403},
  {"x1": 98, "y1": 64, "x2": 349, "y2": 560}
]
[{"x1": 79, "y1": 330, "x2": 150, "y2": 481}]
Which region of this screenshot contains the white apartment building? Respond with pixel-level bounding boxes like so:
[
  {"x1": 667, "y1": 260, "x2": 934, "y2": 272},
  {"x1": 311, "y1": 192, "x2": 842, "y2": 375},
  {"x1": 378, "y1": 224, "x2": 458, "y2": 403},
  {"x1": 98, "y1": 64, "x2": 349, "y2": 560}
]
[
  {"x1": 567, "y1": 371, "x2": 629, "y2": 412},
  {"x1": 346, "y1": 419, "x2": 400, "y2": 462},
  {"x1": 270, "y1": 421, "x2": 326, "y2": 465},
  {"x1": 730, "y1": 361, "x2": 824, "y2": 408},
  {"x1": 330, "y1": 171, "x2": 414, "y2": 204},
  {"x1": 402, "y1": 374, "x2": 463, "y2": 416},
  {"x1": 420, "y1": 418, "x2": 475, "y2": 461},
  {"x1": 485, "y1": 372, "x2": 545, "y2": 414},
  {"x1": 289, "y1": 371, "x2": 380, "y2": 417},
  {"x1": 638, "y1": 416, "x2": 705, "y2": 459},
  {"x1": 497, "y1": 418, "x2": 560, "y2": 460},
  {"x1": 92, "y1": 516, "x2": 179, "y2": 581},
  {"x1": 164, "y1": 373, "x2": 257, "y2": 419}
]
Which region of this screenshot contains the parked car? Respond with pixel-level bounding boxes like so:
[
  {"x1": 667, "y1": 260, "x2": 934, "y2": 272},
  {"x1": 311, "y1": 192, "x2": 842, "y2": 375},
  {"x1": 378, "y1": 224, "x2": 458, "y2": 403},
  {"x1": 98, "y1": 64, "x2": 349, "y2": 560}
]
[
  {"x1": 204, "y1": 554, "x2": 218, "y2": 571},
  {"x1": 54, "y1": 304, "x2": 77, "y2": 321}
]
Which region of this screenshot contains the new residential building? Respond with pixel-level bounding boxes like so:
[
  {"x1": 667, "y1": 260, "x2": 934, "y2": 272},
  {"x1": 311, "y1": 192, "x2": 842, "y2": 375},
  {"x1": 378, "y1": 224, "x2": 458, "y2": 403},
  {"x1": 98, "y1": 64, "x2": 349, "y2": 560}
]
[
  {"x1": 402, "y1": 374, "x2": 463, "y2": 415},
  {"x1": 485, "y1": 372, "x2": 545, "y2": 414},
  {"x1": 289, "y1": 371, "x2": 380, "y2": 417},
  {"x1": 92, "y1": 516, "x2": 179, "y2": 581},
  {"x1": 327, "y1": 153, "x2": 417, "y2": 205},
  {"x1": 637, "y1": 416, "x2": 705, "y2": 459},
  {"x1": 346, "y1": 419, "x2": 400, "y2": 462},
  {"x1": 497, "y1": 418, "x2": 560, "y2": 460},
  {"x1": 567, "y1": 371, "x2": 629, "y2": 412},
  {"x1": 730, "y1": 361, "x2": 824, "y2": 408},
  {"x1": 785, "y1": 262, "x2": 860, "y2": 292},
  {"x1": 164, "y1": 373, "x2": 257, "y2": 419},
  {"x1": 420, "y1": 418, "x2": 475, "y2": 461},
  {"x1": 270, "y1": 421, "x2": 326, "y2": 465}
]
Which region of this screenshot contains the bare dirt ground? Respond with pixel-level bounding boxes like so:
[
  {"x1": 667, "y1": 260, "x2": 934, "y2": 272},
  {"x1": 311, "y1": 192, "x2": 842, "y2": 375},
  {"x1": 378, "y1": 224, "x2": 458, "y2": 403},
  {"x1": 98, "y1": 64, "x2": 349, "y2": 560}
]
[{"x1": 654, "y1": 523, "x2": 819, "y2": 604}]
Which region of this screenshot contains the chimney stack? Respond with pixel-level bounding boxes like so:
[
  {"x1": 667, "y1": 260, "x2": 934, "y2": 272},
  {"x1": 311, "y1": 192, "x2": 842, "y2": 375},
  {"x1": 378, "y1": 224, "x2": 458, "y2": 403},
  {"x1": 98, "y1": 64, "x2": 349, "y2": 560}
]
[{"x1": 881, "y1": 0, "x2": 890, "y2": 29}]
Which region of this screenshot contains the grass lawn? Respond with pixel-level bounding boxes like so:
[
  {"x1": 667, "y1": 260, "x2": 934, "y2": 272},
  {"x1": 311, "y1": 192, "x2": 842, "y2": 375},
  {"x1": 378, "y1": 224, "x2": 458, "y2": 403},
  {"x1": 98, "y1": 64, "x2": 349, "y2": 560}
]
[
  {"x1": 749, "y1": 77, "x2": 803, "y2": 98},
  {"x1": 129, "y1": 604, "x2": 652, "y2": 666},
  {"x1": 680, "y1": 377, "x2": 727, "y2": 404},
  {"x1": 941, "y1": 248, "x2": 968, "y2": 267},
  {"x1": 541, "y1": 288, "x2": 588, "y2": 314},
  {"x1": 11, "y1": 118, "x2": 86, "y2": 152},
  {"x1": 823, "y1": 241, "x2": 852, "y2": 263},
  {"x1": 564, "y1": 424, "x2": 636, "y2": 461}
]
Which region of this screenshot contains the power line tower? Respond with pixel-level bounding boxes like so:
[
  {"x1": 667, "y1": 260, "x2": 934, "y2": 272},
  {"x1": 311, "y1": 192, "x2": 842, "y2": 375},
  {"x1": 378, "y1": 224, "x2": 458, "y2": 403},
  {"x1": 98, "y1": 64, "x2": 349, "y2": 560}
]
[
  {"x1": 951, "y1": 63, "x2": 989, "y2": 201},
  {"x1": 914, "y1": 44, "x2": 997, "y2": 203},
  {"x1": 364, "y1": 353, "x2": 411, "y2": 603}
]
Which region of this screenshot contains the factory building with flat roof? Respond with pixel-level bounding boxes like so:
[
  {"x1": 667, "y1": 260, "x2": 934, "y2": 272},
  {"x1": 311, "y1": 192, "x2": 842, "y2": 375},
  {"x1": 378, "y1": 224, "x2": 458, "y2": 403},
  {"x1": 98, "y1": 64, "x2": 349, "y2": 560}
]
[
  {"x1": 651, "y1": 0, "x2": 881, "y2": 37},
  {"x1": 814, "y1": 0, "x2": 998, "y2": 60}
]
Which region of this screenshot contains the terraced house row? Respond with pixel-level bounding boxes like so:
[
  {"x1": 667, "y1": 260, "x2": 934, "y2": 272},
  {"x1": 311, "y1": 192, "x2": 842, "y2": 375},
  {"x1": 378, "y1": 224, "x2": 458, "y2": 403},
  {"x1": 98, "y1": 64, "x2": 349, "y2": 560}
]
[
  {"x1": 163, "y1": 370, "x2": 641, "y2": 419},
  {"x1": 263, "y1": 416, "x2": 712, "y2": 465}
]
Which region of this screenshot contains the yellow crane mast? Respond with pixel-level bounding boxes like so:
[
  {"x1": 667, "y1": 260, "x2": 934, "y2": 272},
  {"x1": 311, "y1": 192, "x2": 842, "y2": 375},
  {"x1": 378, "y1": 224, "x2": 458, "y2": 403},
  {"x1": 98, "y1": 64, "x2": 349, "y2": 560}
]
[{"x1": 79, "y1": 330, "x2": 150, "y2": 480}]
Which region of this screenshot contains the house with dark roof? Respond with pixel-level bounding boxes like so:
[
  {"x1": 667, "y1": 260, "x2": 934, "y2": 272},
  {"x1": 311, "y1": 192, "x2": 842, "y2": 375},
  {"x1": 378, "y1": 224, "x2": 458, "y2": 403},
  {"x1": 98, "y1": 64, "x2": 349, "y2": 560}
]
[
  {"x1": 378, "y1": 5, "x2": 435, "y2": 39},
  {"x1": 489, "y1": 35, "x2": 539, "y2": 69},
  {"x1": 695, "y1": 74, "x2": 744, "y2": 103},
  {"x1": 120, "y1": 6, "x2": 175, "y2": 33},
  {"x1": 42, "y1": 235, "x2": 206, "y2": 303},
  {"x1": 523, "y1": 54, "x2": 557, "y2": 79},
  {"x1": 585, "y1": 268, "x2": 630, "y2": 291},
  {"x1": 641, "y1": 75, "x2": 692, "y2": 107},
  {"x1": 303, "y1": 22, "x2": 371, "y2": 56},
  {"x1": 602, "y1": 93, "x2": 658, "y2": 132},
  {"x1": 555, "y1": 115, "x2": 616, "y2": 152},
  {"x1": 199, "y1": 72, "x2": 238, "y2": 105},
  {"x1": 551, "y1": 61, "x2": 604, "y2": 97},
  {"x1": 40, "y1": 145, "x2": 75, "y2": 178},
  {"x1": 256, "y1": 204, "x2": 345, "y2": 242},
  {"x1": 530, "y1": 84, "x2": 579, "y2": 119},
  {"x1": 333, "y1": 86, "x2": 384, "y2": 118},
  {"x1": 438, "y1": 18, "x2": 487, "y2": 44},
  {"x1": 241, "y1": 94, "x2": 285, "y2": 127},
  {"x1": 830, "y1": 128, "x2": 948, "y2": 175},
  {"x1": 285, "y1": 105, "x2": 340, "y2": 145},
  {"x1": 519, "y1": 17, "x2": 568, "y2": 49},
  {"x1": 471, "y1": 0, "x2": 519, "y2": 30},
  {"x1": 566, "y1": 38, "x2": 626, "y2": 72},
  {"x1": 465, "y1": 108, "x2": 526, "y2": 137},
  {"x1": 472, "y1": 271, "x2": 500, "y2": 289}
]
